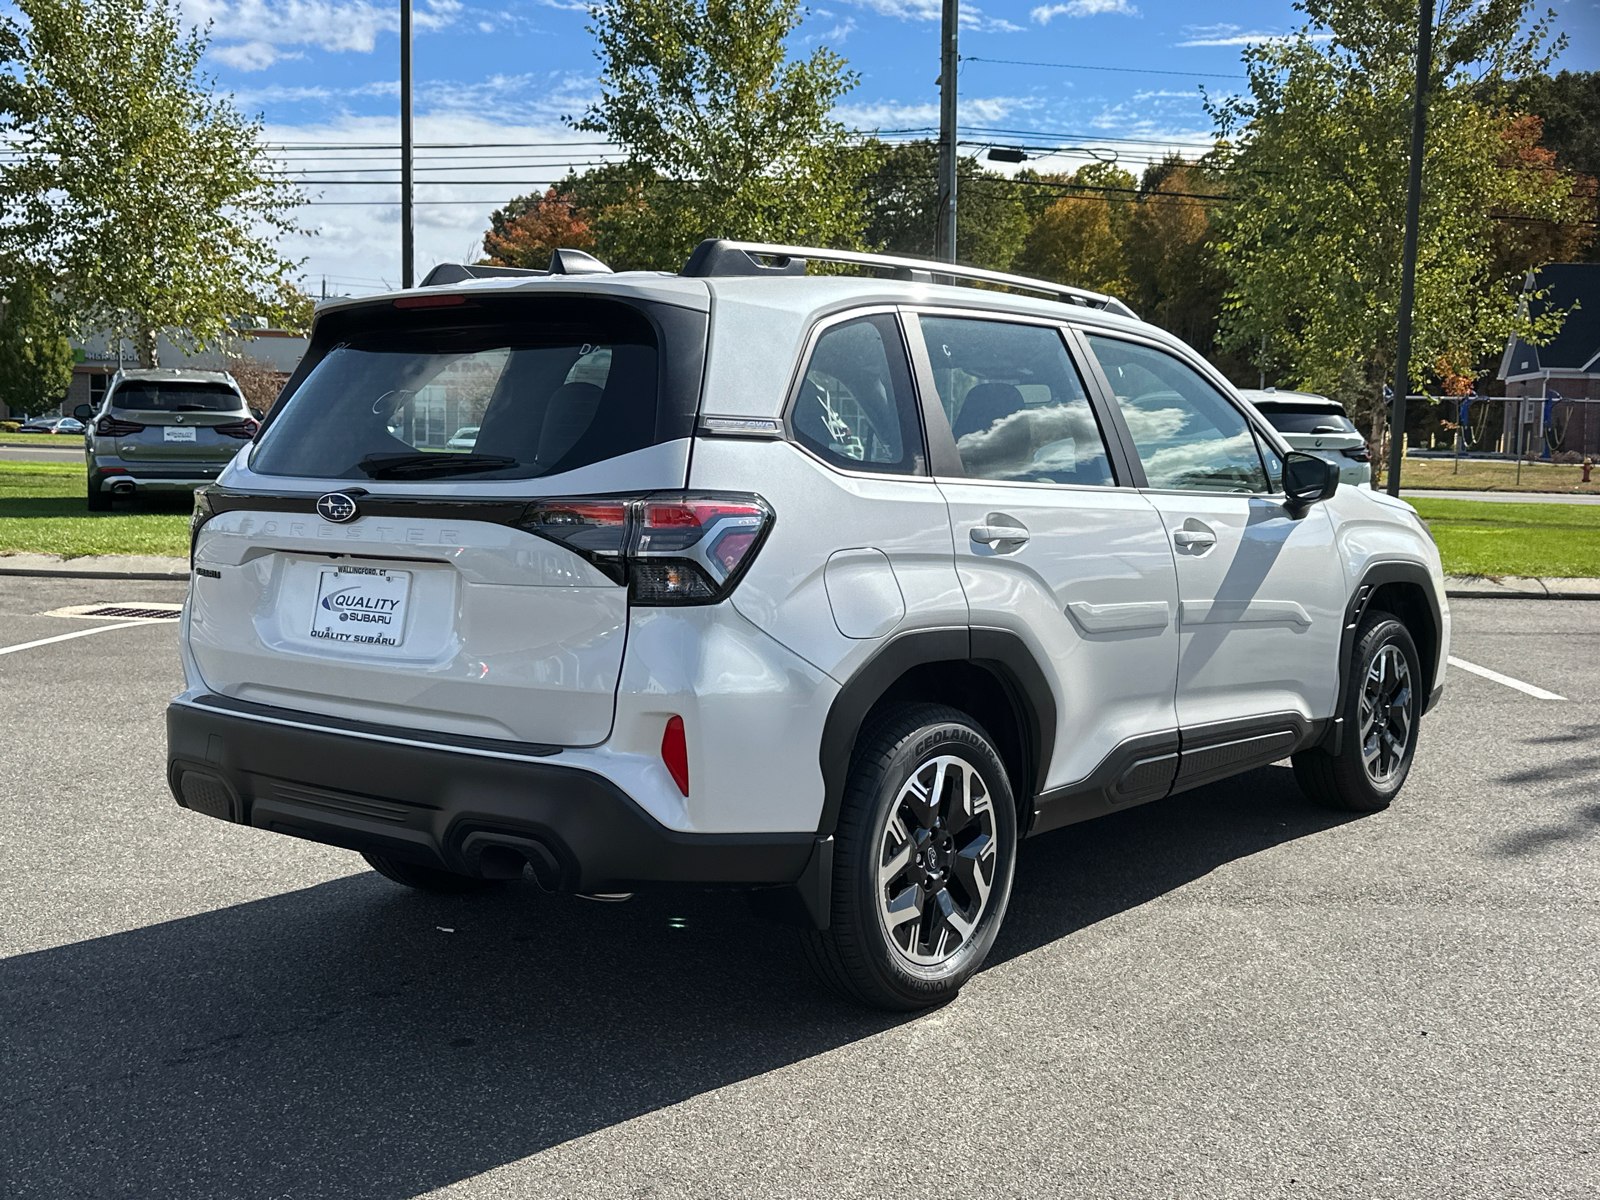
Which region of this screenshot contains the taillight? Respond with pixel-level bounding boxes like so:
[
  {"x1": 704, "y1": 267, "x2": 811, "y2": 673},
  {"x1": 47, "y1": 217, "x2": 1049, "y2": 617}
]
[
  {"x1": 1342, "y1": 445, "x2": 1371, "y2": 462},
  {"x1": 661, "y1": 715, "x2": 689, "y2": 795},
  {"x1": 215, "y1": 418, "x2": 259, "y2": 440},
  {"x1": 517, "y1": 492, "x2": 773, "y2": 605},
  {"x1": 95, "y1": 415, "x2": 145, "y2": 437}
]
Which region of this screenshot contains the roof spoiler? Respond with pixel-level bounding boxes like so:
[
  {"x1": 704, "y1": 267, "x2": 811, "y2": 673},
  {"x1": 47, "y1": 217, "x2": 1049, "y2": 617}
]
[{"x1": 418, "y1": 248, "x2": 613, "y2": 289}]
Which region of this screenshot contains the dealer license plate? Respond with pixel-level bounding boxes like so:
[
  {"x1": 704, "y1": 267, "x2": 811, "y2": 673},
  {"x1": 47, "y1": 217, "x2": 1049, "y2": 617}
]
[
  {"x1": 310, "y1": 565, "x2": 411, "y2": 648},
  {"x1": 163, "y1": 426, "x2": 197, "y2": 442}
]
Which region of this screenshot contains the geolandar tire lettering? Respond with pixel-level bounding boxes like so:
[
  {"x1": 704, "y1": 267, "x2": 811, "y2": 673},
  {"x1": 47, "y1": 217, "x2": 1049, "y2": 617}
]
[
  {"x1": 803, "y1": 703, "x2": 1018, "y2": 1011},
  {"x1": 1292, "y1": 610, "x2": 1423, "y2": 813}
]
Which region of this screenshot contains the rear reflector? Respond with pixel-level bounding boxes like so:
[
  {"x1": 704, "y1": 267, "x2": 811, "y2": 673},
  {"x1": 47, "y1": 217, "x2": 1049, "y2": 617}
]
[{"x1": 661, "y1": 716, "x2": 689, "y2": 796}]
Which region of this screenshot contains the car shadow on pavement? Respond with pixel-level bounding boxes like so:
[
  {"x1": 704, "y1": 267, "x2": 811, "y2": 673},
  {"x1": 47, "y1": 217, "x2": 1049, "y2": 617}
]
[{"x1": 0, "y1": 764, "x2": 1351, "y2": 1200}]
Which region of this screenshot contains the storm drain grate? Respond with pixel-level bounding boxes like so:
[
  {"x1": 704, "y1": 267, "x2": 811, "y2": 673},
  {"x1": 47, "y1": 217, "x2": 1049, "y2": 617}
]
[
  {"x1": 42, "y1": 602, "x2": 185, "y2": 622},
  {"x1": 79, "y1": 605, "x2": 183, "y2": 620}
]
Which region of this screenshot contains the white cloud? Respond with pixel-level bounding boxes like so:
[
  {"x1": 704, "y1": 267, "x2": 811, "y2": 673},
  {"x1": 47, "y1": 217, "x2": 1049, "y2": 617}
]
[
  {"x1": 836, "y1": 0, "x2": 1020, "y2": 33},
  {"x1": 1176, "y1": 23, "x2": 1330, "y2": 46},
  {"x1": 190, "y1": 0, "x2": 464, "y2": 68},
  {"x1": 1031, "y1": 0, "x2": 1136, "y2": 23},
  {"x1": 834, "y1": 95, "x2": 1030, "y2": 129}
]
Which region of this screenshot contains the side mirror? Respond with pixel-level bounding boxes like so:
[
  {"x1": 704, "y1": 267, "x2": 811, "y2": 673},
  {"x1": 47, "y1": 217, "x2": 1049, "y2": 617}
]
[
  {"x1": 1283, "y1": 451, "x2": 1339, "y2": 506},
  {"x1": 72, "y1": 404, "x2": 92, "y2": 421}
]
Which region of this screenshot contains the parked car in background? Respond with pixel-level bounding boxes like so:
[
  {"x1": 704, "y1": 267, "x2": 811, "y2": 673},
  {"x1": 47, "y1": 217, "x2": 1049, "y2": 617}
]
[
  {"x1": 77, "y1": 369, "x2": 257, "y2": 510},
  {"x1": 17, "y1": 416, "x2": 84, "y2": 434},
  {"x1": 446, "y1": 425, "x2": 480, "y2": 450},
  {"x1": 1238, "y1": 389, "x2": 1371, "y2": 487}
]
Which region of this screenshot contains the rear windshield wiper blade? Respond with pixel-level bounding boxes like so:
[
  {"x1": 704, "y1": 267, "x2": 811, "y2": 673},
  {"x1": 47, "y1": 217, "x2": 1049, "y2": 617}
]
[{"x1": 357, "y1": 452, "x2": 518, "y2": 479}]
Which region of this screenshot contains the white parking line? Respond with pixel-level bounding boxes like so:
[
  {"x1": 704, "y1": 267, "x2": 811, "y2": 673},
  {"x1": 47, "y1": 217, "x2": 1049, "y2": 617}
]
[
  {"x1": 0, "y1": 621, "x2": 152, "y2": 658},
  {"x1": 1448, "y1": 656, "x2": 1566, "y2": 701}
]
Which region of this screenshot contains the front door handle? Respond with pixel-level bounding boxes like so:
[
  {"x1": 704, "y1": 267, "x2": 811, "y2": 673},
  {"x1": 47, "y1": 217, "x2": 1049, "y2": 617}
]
[
  {"x1": 1172, "y1": 528, "x2": 1215, "y2": 550},
  {"x1": 971, "y1": 524, "x2": 1030, "y2": 546}
]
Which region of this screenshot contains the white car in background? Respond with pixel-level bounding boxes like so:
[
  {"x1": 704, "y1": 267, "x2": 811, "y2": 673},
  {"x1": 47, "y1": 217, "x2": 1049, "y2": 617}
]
[
  {"x1": 1239, "y1": 389, "x2": 1372, "y2": 487},
  {"x1": 446, "y1": 426, "x2": 479, "y2": 450}
]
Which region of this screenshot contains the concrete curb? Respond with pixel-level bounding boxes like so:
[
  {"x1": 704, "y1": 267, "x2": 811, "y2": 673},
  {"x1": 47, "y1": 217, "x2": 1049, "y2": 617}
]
[
  {"x1": 1445, "y1": 575, "x2": 1600, "y2": 600},
  {"x1": 0, "y1": 553, "x2": 189, "y2": 582}
]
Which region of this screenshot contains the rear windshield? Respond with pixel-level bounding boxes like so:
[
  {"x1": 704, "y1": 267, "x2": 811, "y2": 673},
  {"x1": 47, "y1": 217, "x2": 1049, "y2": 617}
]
[
  {"x1": 112, "y1": 382, "x2": 241, "y2": 412},
  {"x1": 251, "y1": 298, "x2": 663, "y2": 482},
  {"x1": 1256, "y1": 405, "x2": 1357, "y2": 435}
]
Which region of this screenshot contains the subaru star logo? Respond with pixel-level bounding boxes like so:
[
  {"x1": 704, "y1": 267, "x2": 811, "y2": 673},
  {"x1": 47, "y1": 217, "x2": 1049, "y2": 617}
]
[{"x1": 317, "y1": 492, "x2": 359, "y2": 523}]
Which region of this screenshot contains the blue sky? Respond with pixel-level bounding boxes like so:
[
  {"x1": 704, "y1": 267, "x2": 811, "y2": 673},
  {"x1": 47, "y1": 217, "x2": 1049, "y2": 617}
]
[{"x1": 179, "y1": 0, "x2": 1600, "y2": 294}]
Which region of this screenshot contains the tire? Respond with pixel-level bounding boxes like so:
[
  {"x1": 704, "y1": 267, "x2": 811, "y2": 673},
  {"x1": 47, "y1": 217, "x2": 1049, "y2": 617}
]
[
  {"x1": 86, "y1": 473, "x2": 111, "y2": 512},
  {"x1": 361, "y1": 851, "x2": 500, "y2": 894},
  {"x1": 1293, "y1": 610, "x2": 1423, "y2": 813},
  {"x1": 803, "y1": 703, "x2": 1018, "y2": 1011}
]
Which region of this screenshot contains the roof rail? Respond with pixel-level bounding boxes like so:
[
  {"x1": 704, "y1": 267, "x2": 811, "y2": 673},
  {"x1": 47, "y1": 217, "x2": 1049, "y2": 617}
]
[
  {"x1": 418, "y1": 248, "x2": 613, "y2": 289},
  {"x1": 680, "y1": 239, "x2": 1139, "y2": 320}
]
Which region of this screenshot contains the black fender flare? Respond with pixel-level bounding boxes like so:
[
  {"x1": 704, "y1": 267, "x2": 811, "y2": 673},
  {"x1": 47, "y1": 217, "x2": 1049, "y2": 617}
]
[
  {"x1": 1327, "y1": 559, "x2": 1444, "y2": 753},
  {"x1": 814, "y1": 626, "x2": 1058, "y2": 838}
]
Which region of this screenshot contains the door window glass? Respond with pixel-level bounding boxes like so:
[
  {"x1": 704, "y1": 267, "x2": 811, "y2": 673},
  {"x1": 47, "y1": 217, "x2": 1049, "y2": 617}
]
[
  {"x1": 791, "y1": 314, "x2": 923, "y2": 474},
  {"x1": 1086, "y1": 336, "x2": 1269, "y2": 493},
  {"x1": 919, "y1": 316, "x2": 1115, "y2": 486}
]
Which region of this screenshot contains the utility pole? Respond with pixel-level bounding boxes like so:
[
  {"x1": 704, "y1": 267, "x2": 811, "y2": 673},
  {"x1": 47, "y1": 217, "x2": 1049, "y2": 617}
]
[
  {"x1": 934, "y1": 0, "x2": 958, "y2": 263},
  {"x1": 1387, "y1": 0, "x2": 1433, "y2": 497},
  {"x1": 399, "y1": 0, "x2": 415, "y2": 289}
]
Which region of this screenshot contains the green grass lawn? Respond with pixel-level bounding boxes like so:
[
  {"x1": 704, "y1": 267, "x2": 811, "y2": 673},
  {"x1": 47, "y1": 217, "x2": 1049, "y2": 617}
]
[
  {"x1": 1398, "y1": 457, "x2": 1600, "y2": 494},
  {"x1": 0, "y1": 461, "x2": 189, "y2": 558},
  {"x1": 1408, "y1": 497, "x2": 1600, "y2": 578},
  {"x1": 3, "y1": 459, "x2": 1597, "y2": 575}
]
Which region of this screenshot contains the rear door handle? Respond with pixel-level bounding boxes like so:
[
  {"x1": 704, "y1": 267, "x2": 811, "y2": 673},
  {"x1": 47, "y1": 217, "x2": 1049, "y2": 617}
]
[
  {"x1": 1172, "y1": 529, "x2": 1215, "y2": 549},
  {"x1": 971, "y1": 525, "x2": 1030, "y2": 546}
]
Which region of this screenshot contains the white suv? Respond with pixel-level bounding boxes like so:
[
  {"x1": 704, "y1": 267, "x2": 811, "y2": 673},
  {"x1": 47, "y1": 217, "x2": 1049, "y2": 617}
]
[{"x1": 168, "y1": 241, "x2": 1449, "y2": 1010}]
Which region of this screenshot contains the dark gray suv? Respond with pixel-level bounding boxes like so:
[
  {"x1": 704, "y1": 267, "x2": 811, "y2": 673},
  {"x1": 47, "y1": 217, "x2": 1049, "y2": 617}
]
[{"x1": 79, "y1": 369, "x2": 258, "y2": 509}]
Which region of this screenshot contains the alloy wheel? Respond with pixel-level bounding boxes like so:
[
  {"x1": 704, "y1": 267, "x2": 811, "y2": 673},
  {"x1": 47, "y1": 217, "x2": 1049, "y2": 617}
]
[
  {"x1": 876, "y1": 754, "x2": 999, "y2": 966},
  {"x1": 1359, "y1": 643, "x2": 1413, "y2": 786}
]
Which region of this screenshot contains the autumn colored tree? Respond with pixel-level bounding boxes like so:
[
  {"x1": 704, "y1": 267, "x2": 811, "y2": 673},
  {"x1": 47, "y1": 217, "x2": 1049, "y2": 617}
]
[
  {"x1": 482, "y1": 188, "x2": 596, "y2": 269},
  {"x1": 1123, "y1": 159, "x2": 1230, "y2": 357},
  {"x1": 1014, "y1": 166, "x2": 1137, "y2": 296},
  {"x1": 1486, "y1": 113, "x2": 1596, "y2": 284}
]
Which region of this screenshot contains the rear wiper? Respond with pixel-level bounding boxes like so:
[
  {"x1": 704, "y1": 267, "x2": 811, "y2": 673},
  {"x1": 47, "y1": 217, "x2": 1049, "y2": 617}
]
[
  {"x1": 357, "y1": 452, "x2": 518, "y2": 479},
  {"x1": 170, "y1": 405, "x2": 219, "y2": 411}
]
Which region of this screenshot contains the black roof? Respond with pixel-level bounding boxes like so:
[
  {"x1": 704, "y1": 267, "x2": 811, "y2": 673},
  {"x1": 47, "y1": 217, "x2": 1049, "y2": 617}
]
[{"x1": 1501, "y1": 263, "x2": 1600, "y2": 377}]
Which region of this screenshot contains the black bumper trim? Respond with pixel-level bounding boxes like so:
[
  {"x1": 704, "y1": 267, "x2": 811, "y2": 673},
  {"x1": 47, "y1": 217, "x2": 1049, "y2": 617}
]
[{"x1": 167, "y1": 702, "x2": 813, "y2": 892}]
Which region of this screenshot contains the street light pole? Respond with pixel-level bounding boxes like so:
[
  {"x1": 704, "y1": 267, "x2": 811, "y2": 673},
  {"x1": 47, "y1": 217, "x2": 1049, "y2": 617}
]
[
  {"x1": 1387, "y1": 0, "x2": 1433, "y2": 497},
  {"x1": 935, "y1": 0, "x2": 958, "y2": 263},
  {"x1": 400, "y1": 0, "x2": 415, "y2": 289}
]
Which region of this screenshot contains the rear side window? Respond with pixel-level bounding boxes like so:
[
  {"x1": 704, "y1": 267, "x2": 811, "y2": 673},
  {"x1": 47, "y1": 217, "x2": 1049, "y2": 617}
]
[
  {"x1": 112, "y1": 382, "x2": 241, "y2": 412},
  {"x1": 251, "y1": 298, "x2": 661, "y2": 482},
  {"x1": 791, "y1": 314, "x2": 923, "y2": 475},
  {"x1": 919, "y1": 316, "x2": 1115, "y2": 487}
]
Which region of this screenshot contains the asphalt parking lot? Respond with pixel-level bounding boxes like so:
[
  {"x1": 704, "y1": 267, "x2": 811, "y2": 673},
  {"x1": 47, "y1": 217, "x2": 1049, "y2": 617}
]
[{"x1": 1, "y1": 575, "x2": 1595, "y2": 1199}]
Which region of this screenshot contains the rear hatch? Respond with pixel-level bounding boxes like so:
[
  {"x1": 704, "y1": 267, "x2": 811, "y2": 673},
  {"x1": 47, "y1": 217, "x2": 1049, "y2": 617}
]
[
  {"x1": 186, "y1": 287, "x2": 708, "y2": 747},
  {"x1": 104, "y1": 381, "x2": 254, "y2": 469},
  {"x1": 1255, "y1": 402, "x2": 1366, "y2": 454}
]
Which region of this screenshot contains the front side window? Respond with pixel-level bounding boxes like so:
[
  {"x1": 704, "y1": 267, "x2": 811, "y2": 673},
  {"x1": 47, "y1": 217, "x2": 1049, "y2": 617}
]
[
  {"x1": 1086, "y1": 335, "x2": 1268, "y2": 493},
  {"x1": 250, "y1": 299, "x2": 659, "y2": 481},
  {"x1": 791, "y1": 314, "x2": 923, "y2": 475},
  {"x1": 918, "y1": 316, "x2": 1115, "y2": 487}
]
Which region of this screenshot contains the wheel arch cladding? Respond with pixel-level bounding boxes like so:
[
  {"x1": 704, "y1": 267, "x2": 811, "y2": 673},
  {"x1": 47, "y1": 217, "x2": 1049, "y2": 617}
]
[
  {"x1": 815, "y1": 628, "x2": 1056, "y2": 837},
  {"x1": 1340, "y1": 561, "x2": 1443, "y2": 721}
]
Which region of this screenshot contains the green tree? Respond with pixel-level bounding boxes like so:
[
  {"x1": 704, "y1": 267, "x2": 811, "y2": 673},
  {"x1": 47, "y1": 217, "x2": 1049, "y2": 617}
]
[
  {"x1": 573, "y1": 0, "x2": 869, "y2": 268},
  {"x1": 0, "y1": 274, "x2": 73, "y2": 418},
  {"x1": 861, "y1": 141, "x2": 1030, "y2": 269},
  {"x1": 0, "y1": 0, "x2": 305, "y2": 367},
  {"x1": 1208, "y1": 0, "x2": 1587, "y2": 466}
]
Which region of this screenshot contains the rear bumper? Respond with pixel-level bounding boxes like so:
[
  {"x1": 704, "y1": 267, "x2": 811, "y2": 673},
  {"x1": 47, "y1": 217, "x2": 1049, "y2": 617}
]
[
  {"x1": 166, "y1": 697, "x2": 816, "y2": 893},
  {"x1": 90, "y1": 451, "x2": 232, "y2": 492}
]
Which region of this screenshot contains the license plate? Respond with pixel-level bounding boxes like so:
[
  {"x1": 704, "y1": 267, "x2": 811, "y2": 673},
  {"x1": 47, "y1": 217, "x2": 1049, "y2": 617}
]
[
  {"x1": 310, "y1": 566, "x2": 411, "y2": 648},
  {"x1": 163, "y1": 426, "x2": 197, "y2": 442}
]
